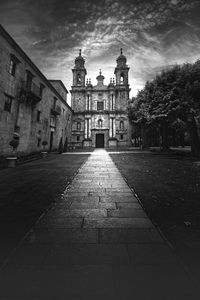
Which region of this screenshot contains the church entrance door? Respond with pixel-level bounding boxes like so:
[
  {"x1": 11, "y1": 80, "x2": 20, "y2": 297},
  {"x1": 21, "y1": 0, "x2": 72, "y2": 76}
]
[{"x1": 96, "y1": 134, "x2": 104, "y2": 148}]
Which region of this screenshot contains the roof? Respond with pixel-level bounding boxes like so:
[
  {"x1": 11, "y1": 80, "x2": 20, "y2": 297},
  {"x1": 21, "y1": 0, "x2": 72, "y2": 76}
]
[
  {"x1": 0, "y1": 24, "x2": 72, "y2": 112},
  {"x1": 93, "y1": 85, "x2": 108, "y2": 91},
  {"x1": 49, "y1": 80, "x2": 69, "y2": 94}
]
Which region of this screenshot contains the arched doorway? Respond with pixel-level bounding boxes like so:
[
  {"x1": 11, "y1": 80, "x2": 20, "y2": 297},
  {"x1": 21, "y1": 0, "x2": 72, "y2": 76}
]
[{"x1": 96, "y1": 134, "x2": 104, "y2": 148}]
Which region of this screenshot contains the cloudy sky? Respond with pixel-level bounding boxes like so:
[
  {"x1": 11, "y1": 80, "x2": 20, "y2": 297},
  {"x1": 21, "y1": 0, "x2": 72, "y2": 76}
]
[{"x1": 1, "y1": 0, "x2": 200, "y2": 103}]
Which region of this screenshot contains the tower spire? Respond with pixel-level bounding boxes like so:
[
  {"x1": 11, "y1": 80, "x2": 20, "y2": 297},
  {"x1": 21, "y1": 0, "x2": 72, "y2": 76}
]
[
  {"x1": 79, "y1": 49, "x2": 81, "y2": 56},
  {"x1": 120, "y1": 48, "x2": 123, "y2": 55}
]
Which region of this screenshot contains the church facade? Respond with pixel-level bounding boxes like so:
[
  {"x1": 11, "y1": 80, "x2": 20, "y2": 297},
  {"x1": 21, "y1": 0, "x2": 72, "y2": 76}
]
[{"x1": 71, "y1": 50, "x2": 132, "y2": 148}]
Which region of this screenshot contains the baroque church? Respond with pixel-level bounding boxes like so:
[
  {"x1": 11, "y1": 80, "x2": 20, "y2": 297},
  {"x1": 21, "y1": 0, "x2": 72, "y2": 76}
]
[{"x1": 71, "y1": 49, "x2": 132, "y2": 148}]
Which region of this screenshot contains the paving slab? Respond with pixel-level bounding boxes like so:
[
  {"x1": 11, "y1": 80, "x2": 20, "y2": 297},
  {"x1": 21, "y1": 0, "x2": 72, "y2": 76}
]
[
  {"x1": 35, "y1": 217, "x2": 83, "y2": 228},
  {"x1": 112, "y1": 265, "x2": 199, "y2": 300},
  {"x1": 99, "y1": 228, "x2": 165, "y2": 244},
  {"x1": 70, "y1": 202, "x2": 116, "y2": 209},
  {"x1": 46, "y1": 208, "x2": 107, "y2": 218},
  {"x1": 83, "y1": 217, "x2": 153, "y2": 228},
  {"x1": 43, "y1": 244, "x2": 130, "y2": 266},
  {"x1": 108, "y1": 208, "x2": 148, "y2": 218},
  {"x1": 116, "y1": 202, "x2": 142, "y2": 209},
  {"x1": 25, "y1": 228, "x2": 98, "y2": 244},
  {"x1": 0, "y1": 265, "x2": 115, "y2": 298}
]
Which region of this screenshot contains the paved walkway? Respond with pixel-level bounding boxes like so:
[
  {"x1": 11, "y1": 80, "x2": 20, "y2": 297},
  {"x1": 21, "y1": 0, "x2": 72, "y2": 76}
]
[{"x1": 0, "y1": 149, "x2": 198, "y2": 299}]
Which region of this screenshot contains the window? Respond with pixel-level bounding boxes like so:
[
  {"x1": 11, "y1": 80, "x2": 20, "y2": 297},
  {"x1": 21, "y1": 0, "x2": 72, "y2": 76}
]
[
  {"x1": 77, "y1": 122, "x2": 81, "y2": 131},
  {"x1": 120, "y1": 134, "x2": 123, "y2": 140},
  {"x1": 77, "y1": 74, "x2": 81, "y2": 84},
  {"x1": 120, "y1": 120, "x2": 124, "y2": 130},
  {"x1": 37, "y1": 110, "x2": 41, "y2": 122},
  {"x1": 120, "y1": 73, "x2": 124, "y2": 84},
  {"x1": 9, "y1": 54, "x2": 20, "y2": 76},
  {"x1": 87, "y1": 95, "x2": 90, "y2": 110},
  {"x1": 77, "y1": 136, "x2": 80, "y2": 141},
  {"x1": 39, "y1": 83, "x2": 45, "y2": 97},
  {"x1": 4, "y1": 94, "x2": 13, "y2": 112},
  {"x1": 97, "y1": 101, "x2": 103, "y2": 111},
  {"x1": 26, "y1": 70, "x2": 33, "y2": 89},
  {"x1": 53, "y1": 97, "x2": 57, "y2": 109},
  {"x1": 98, "y1": 119, "x2": 102, "y2": 128},
  {"x1": 9, "y1": 59, "x2": 16, "y2": 76},
  {"x1": 37, "y1": 138, "x2": 41, "y2": 147}
]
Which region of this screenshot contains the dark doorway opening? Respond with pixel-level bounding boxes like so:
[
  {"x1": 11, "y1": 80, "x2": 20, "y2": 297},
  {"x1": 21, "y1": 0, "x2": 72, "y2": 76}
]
[
  {"x1": 96, "y1": 134, "x2": 104, "y2": 148},
  {"x1": 49, "y1": 131, "x2": 54, "y2": 151}
]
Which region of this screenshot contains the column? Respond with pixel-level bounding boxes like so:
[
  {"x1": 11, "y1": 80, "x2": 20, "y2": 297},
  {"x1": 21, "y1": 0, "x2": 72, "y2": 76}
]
[
  {"x1": 89, "y1": 118, "x2": 91, "y2": 138},
  {"x1": 113, "y1": 118, "x2": 116, "y2": 137},
  {"x1": 109, "y1": 118, "x2": 112, "y2": 138},
  {"x1": 87, "y1": 119, "x2": 89, "y2": 138},
  {"x1": 85, "y1": 119, "x2": 87, "y2": 138}
]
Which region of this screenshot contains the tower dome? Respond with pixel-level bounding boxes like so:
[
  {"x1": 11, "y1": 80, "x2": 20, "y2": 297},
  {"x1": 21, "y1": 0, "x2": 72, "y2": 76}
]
[
  {"x1": 116, "y1": 48, "x2": 127, "y2": 67},
  {"x1": 74, "y1": 49, "x2": 85, "y2": 69},
  {"x1": 96, "y1": 69, "x2": 105, "y2": 86}
]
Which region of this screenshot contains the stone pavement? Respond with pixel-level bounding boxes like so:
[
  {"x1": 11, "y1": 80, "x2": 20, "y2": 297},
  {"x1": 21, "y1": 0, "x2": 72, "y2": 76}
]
[{"x1": 0, "y1": 149, "x2": 199, "y2": 299}]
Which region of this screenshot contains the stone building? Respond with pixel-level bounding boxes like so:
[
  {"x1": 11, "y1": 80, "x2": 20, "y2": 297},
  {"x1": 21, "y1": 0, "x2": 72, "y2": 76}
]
[
  {"x1": 71, "y1": 49, "x2": 131, "y2": 148},
  {"x1": 0, "y1": 25, "x2": 72, "y2": 157}
]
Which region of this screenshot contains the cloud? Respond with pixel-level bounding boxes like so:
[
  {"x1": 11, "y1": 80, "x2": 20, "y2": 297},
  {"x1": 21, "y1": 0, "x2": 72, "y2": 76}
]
[{"x1": 0, "y1": 0, "x2": 200, "y2": 100}]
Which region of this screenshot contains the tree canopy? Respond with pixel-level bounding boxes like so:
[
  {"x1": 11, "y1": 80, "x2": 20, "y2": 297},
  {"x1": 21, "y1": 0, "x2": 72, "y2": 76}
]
[{"x1": 128, "y1": 60, "x2": 200, "y2": 156}]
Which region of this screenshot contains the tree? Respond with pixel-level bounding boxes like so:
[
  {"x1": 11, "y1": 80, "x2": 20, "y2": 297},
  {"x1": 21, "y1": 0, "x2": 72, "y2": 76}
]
[{"x1": 128, "y1": 61, "x2": 200, "y2": 156}]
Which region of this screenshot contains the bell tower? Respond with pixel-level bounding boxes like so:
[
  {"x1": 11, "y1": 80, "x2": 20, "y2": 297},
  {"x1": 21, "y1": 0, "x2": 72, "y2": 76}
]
[
  {"x1": 114, "y1": 48, "x2": 129, "y2": 86},
  {"x1": 114, "y1": 49, "x2": 130, "y2": 111},
  {"x1": 72, "y1": 49, "x2": 87, "y2": 87}
]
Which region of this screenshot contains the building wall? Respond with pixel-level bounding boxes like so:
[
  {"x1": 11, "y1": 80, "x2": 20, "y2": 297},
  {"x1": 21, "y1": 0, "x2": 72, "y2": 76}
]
[
  {"x1": 49, "y1": 80, "x2": 68, "y2": 102},
  {"x1": 0, "y1": 26, "x2": 72, "y2": 157}
]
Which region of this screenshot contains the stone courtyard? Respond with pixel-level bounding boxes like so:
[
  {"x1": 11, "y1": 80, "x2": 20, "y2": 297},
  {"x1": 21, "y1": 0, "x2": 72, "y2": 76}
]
[{"x1": 0, "y1": 150, "x2": 199, "y2": 299}]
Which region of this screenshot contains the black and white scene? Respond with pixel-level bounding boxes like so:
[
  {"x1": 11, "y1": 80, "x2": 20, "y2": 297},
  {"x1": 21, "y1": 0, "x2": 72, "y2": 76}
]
[{"x1": 0, "y1": 0, "x2": 200, "y2": 298}]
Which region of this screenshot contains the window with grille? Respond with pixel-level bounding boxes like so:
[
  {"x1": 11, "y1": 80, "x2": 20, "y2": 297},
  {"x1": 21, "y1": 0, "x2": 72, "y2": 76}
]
[
  {"x1": 39, "y1": 83, "x2": 45, "y2": 97},
  {"x1": 26, "y1": 70, "x2": 33, "y2": 89},
  {"x1": 9, "y1": 59, "x2": 16, "y2": 76},
  {"x1": 97, "y1": 101, "x2": 103, "y2": 111},
  {"x1": 4, "y1": 94, "x2": 13, "y2": 112},
  {"x1": 9, "y1": 54, "x2": 20, "y2": 76}
]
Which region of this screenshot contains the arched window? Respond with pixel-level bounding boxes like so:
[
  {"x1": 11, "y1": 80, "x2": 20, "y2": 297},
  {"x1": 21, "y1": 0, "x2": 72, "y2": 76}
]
[
  {"x1": 98, "y1": 119, "x2": 102, "y2": 128},
  {"x1": 77, "y1": 74, "x2": 81, "y2": 83},
  {"x1": 120, "y1": 73, "x2": 124, "y2": 84},
  {"x1": 120, "y1": 120, "x2": 124, "y2": 130},
  {"x1": 77, "y1": 122, "x2": 81, "y2": 131}
]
